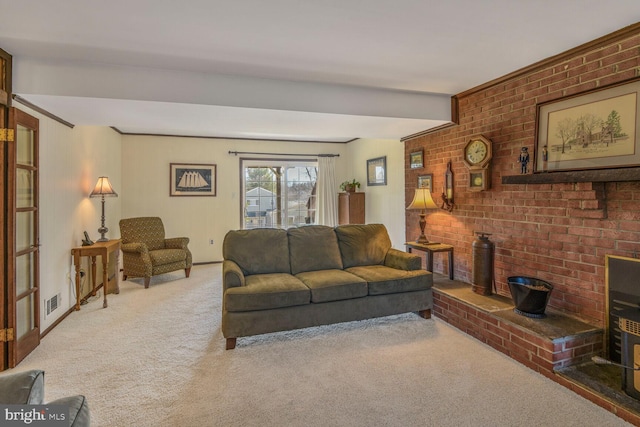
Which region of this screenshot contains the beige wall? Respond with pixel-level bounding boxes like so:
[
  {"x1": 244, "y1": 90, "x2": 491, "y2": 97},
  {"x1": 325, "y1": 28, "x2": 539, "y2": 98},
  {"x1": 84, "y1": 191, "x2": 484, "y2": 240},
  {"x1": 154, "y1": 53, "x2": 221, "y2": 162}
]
[
  {"x1": 345, "y1": 138, "x2": 407, "y2": 249},
  {"x1": 15, "y1": 103, "x2": 122, "y2": 331}
]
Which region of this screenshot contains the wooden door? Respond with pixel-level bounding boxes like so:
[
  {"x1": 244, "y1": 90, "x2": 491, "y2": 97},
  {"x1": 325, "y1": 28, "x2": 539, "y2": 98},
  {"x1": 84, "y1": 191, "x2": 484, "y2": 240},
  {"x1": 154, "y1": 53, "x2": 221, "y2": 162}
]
[
  {"x1": 0, "y1": 48, "x2": 12, "y2": 371},
  {"x1": 7, "y1": 107, "x2": 40, "y2": 367}
]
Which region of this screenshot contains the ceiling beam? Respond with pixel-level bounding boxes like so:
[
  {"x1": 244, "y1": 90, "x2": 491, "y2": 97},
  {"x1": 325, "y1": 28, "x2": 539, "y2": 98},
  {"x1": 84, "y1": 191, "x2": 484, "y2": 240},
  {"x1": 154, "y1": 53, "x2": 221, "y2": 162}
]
[{"x1": 13, "y1": 56, "x2": 452, "y2": 121}]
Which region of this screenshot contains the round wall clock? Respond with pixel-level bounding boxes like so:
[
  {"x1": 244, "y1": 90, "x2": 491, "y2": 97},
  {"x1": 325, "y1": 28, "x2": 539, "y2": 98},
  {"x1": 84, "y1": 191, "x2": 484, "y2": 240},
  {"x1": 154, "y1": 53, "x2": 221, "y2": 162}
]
[{"x1": 463, "y1": 135, "x2": 492, "y2": 169}]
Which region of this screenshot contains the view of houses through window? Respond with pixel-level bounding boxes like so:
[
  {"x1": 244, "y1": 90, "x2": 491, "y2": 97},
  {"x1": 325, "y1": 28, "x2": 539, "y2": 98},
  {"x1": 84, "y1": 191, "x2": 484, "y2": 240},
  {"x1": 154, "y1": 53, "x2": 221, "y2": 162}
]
[{"x1": 242, "y1": 159, "x2": 317, "y2": 229}]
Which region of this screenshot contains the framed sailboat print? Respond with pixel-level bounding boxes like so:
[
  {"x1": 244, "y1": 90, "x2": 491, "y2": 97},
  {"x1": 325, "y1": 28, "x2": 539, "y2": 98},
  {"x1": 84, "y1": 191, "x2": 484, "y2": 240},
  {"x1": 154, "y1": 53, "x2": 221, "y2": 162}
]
[{"x1": 170, "y1": 163, "x2": 217, "y2": 196}]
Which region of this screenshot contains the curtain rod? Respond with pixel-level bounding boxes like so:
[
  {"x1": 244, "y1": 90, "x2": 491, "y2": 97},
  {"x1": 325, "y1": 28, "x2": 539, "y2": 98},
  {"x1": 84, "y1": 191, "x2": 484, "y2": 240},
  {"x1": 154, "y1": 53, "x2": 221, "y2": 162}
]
[{"x1": 228, "y1": 151, "x2": 339, "y2": 157}]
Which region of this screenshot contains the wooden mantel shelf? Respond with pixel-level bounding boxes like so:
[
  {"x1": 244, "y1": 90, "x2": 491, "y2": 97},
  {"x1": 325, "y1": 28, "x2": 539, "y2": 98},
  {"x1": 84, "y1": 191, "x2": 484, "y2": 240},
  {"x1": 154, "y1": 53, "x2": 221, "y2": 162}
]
[{"x1": 502, "y1": 167, "x2": 640, "y2": 184}]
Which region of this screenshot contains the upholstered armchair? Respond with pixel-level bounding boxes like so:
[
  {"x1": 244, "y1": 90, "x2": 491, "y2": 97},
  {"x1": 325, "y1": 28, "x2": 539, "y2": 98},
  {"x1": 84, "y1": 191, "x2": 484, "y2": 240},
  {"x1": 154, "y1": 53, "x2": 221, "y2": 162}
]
[
  {"x1": 119, "y1": 217, "x2": 192, "y2": 288},
  {"x1": 0, "y1": 369, "x2": 90, "y2": 426}
]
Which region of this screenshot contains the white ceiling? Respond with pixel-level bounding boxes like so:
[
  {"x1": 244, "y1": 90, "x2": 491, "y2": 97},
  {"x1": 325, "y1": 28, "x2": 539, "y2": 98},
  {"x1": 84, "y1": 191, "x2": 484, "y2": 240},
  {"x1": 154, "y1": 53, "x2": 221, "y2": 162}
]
[{"x1": 1, "y1": 0, "x2": 639, "y2": 141}]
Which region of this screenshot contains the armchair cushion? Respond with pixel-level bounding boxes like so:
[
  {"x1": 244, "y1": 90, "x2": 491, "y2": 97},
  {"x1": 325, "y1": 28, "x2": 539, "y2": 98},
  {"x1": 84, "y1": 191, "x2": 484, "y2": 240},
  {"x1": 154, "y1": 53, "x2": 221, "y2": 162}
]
[
  {"x1": 149, "y1": 248, "x2": 187, "y2": 265},
  {"x1": 119, "y1": 217, "x2": 166, "y2": 251}
]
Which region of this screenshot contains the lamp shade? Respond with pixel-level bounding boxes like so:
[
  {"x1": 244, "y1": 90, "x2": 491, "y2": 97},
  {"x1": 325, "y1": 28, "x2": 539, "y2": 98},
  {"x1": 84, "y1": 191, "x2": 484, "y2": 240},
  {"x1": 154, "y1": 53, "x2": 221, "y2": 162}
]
[
  {"x1": 89, "y1": 177, "x2": 118, "y2": 198},
  {"x1": 407, "y1": 188, "x2": 438, "y2": 211}
]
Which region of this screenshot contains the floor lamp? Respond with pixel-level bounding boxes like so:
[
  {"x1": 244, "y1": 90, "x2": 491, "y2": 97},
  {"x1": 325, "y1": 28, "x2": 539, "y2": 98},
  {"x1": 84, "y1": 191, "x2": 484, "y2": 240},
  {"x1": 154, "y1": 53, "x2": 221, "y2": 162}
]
[
  {"x1": 407, "y1": 188, "x2": 438, "y2": 244},
  {"x1": 90, "y1": 176, "x2": 118, "y2": 242}
]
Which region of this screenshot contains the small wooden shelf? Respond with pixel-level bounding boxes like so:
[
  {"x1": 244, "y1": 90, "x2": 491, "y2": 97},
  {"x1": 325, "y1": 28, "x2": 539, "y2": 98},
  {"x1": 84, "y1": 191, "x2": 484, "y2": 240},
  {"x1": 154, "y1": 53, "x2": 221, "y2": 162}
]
[{"x1": 502, "y1": 167, "x2": 640, "y2": 184}]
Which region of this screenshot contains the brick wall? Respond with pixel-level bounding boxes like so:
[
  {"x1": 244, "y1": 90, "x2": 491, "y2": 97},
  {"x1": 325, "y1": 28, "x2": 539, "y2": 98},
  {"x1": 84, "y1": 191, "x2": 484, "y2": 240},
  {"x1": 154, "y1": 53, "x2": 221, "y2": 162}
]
[{"x1": 405, "y1": 26, "x2": 640, "y2": 327}]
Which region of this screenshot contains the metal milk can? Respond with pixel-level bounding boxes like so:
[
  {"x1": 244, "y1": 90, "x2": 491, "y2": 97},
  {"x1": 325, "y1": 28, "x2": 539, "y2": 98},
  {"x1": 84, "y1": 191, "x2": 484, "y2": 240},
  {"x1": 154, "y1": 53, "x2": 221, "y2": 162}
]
[{"x1": 472, "y1": 232, "x2": 494, "y2": 296}]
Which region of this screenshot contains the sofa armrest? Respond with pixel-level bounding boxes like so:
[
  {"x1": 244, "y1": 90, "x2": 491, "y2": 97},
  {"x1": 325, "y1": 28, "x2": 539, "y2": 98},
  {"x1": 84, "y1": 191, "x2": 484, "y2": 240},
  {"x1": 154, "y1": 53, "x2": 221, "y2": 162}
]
[
  {"x1": 48, "y1": 395, "x2": 90, "y2": 427},
  {"x1": 0, "y1": 369, "x2": 45, "y2": 404},
  {"x1": 223, "y1": 260, "x2": 245, "y2": 291},
  {"x1": 384, "y1": 248, "x2": 422, "y2": 271},
  {"x1": 120, "y1": 242, "x2": 149, "y2": 255},
  {"x1": 165, "y1": 237, "x2": 190, "y2": 249}
]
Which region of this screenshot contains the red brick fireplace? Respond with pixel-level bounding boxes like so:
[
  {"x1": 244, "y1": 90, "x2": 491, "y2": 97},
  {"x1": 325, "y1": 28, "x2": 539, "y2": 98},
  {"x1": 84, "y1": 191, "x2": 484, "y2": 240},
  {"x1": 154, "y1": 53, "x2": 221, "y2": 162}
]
[{"x1": 404, "y1": 24, "x2": 640, "y2": 424}]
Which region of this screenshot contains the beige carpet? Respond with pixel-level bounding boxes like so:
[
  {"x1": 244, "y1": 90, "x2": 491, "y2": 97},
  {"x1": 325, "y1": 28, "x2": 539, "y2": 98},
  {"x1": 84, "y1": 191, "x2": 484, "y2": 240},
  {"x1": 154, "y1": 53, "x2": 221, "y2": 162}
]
[{"x1": 7, "y1": 264, "x2": 631, "y2": 426}]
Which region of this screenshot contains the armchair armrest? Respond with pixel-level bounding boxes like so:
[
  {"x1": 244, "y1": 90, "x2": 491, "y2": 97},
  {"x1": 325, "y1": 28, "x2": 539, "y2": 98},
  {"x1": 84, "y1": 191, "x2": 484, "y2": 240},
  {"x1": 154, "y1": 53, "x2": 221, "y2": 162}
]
[
  {"x1": 384, "y1": 248, "x2": 422, "y2": 271},
  {"x1": 120, "y1": 242, "x2": 149, "y2": 255},
  {"x1": 223, "y1": 260, "x2": 245, "y2": 291},
  {"x1": 165, "y1": 237, "x2": 190, "y2": 249}
]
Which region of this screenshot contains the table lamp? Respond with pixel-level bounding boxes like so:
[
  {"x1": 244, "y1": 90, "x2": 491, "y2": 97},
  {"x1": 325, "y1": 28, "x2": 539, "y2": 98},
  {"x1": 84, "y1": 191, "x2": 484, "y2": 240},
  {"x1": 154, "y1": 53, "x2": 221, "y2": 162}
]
[
  {"x1": 89, "y1": 176, "x2": 118, "y2": 242},
  {"x1": 407, "y1": 188, "x2": 438, "y2": 244}
]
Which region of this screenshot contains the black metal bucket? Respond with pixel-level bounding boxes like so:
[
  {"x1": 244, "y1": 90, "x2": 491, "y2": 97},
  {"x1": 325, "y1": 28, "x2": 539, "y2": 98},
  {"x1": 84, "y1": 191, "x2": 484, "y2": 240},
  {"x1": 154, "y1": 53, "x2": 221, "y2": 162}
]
[{"x1": 507, "y1": 276, "x2": 553, "y2": 319}]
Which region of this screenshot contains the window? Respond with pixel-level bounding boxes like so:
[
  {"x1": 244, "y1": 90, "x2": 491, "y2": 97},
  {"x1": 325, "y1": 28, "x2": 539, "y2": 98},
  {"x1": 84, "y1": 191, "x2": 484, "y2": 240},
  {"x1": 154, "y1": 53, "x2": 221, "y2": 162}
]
[{"x1": 241, "y1": 159, "x2": 317, "y2": 229}]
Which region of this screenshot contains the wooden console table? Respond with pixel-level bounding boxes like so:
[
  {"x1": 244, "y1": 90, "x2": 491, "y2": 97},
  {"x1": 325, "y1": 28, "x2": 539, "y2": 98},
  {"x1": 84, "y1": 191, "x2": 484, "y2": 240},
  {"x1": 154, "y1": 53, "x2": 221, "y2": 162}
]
[
  {"x1": 405, "y1": 242, "x2": 454, "y2": 280},
  {"x1": 71, "y1": 239, "x2": 121, "y2": 310}
]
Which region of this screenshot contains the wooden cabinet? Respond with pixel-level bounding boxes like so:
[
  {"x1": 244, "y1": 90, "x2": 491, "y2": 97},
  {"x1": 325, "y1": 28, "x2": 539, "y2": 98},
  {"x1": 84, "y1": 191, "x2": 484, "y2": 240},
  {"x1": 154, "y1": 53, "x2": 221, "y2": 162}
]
[{"x1": 338, "y1": 192, "x2": 365, "y2": 224}]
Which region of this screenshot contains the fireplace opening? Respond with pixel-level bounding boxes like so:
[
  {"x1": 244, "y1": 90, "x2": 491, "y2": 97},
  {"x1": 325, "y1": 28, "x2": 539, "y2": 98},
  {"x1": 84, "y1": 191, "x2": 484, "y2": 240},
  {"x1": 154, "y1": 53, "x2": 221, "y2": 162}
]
[{"x1": 606, "y1": 255, "x2": 640, "y2": 363}]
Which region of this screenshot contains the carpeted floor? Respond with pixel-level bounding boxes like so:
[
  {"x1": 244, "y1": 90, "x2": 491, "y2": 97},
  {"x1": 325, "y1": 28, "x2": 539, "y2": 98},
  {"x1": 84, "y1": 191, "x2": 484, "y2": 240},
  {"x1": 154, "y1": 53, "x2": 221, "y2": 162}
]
[{"x1": 7, "y1": 264, "x2": 632, "y2": 426}]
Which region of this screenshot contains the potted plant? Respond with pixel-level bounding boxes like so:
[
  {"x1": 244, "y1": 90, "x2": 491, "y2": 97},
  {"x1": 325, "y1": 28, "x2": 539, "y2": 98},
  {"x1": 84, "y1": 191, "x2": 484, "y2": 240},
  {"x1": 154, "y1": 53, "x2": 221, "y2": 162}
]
[{"x1": 340, "y1": 179, "x2": 361, "y2": 193}]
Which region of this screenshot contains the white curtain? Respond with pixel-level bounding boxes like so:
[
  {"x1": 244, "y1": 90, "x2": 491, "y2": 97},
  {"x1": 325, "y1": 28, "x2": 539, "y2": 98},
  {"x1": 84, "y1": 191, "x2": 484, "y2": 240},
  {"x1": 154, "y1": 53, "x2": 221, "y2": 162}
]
[{"x1": 316, "y1": 156, "x2": 338, "y2": 226}]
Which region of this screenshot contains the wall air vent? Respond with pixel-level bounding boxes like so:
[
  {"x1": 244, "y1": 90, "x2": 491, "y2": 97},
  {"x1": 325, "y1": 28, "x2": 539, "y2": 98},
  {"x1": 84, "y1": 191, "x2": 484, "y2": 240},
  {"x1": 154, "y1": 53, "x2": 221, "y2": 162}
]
[{"x1": 46, "y1": 293, "x2": 62, "y2": 317}]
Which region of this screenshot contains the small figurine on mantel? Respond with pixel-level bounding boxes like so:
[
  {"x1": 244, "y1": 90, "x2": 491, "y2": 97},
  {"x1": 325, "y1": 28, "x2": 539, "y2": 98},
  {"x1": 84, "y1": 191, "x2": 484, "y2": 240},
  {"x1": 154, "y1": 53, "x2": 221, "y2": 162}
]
[{"x1": 518, "y1": 147, "x2": 530, "y2": 174}]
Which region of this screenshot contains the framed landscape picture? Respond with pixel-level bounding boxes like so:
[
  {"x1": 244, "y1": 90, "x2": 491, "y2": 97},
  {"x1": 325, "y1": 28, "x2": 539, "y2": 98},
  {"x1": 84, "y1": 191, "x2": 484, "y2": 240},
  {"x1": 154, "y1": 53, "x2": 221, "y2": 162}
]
[
  {"x1": 417, "y1": 174, "x2": 433, "y2": 191},
  {"x1": 410, "y1": 150, "x2": 424, "y2": 169},
  {"x1": 367, "y1": 156, "x2": 387, "y2": 186},
  {"x1": 170, "y1": 163, "x2": 217, "y2": 196},
  {"x1": 535, "y1": 78, "x2": 640, "y2": 172}
]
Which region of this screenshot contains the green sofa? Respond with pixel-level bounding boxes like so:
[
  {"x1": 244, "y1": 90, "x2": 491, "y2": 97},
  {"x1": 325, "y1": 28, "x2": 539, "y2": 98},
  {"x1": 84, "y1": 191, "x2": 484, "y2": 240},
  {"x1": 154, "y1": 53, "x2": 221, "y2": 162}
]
[{"x1": 222, "y1": 224, "x2": 432, "y2": 349}]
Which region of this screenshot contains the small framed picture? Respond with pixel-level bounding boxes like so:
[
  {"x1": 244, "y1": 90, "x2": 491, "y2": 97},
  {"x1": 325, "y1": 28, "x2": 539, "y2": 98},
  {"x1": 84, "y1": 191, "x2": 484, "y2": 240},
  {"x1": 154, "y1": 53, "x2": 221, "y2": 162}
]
[
  {"x1": 417, "y1": 174, "x2": 433, "y2": 192},
  {"x1": 410, "y1": 150, "x2": 424, "y2": 169},
  {"x1": 170, "y1": 163, "x2": 217, "y2": 196},
  {"x1": 367, "y1": 156, "x2": 387, "y2": 186}
]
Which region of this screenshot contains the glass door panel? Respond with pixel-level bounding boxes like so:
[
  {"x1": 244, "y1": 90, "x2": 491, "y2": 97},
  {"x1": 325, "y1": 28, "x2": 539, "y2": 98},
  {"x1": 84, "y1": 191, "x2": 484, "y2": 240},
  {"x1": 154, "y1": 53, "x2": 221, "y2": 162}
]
[
  {"x1": 15, "y1": 252, "x2": 33, "y2": 297},
  {"x1": 16, "y1": 168, "x2": 33, "y2": 208},
  {"x1": 16, "y1": 124, "x2": 34, "y2": 165},
  {"x1": 241, "y1": 160, "x2": 317, "y2": 230},
  {"x1": 16, "y1": 294, "x2": 34, "y2": 341},
  {"x1": 8, "y1": 108, "x2": 39, "y2": 368},
  {"x1": 15, "y1": 211, "x2": 33, "y2": 252}
]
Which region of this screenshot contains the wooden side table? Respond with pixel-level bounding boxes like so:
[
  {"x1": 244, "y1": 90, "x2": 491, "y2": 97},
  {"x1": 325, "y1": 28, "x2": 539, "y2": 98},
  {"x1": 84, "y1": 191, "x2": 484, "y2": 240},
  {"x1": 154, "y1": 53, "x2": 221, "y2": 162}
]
[
  {"x1": 405, "y1": 242, "x2": 454, "y2": 280},
  {"x1": 71, "y1": 239, "x2": 121, "y2": 309}
]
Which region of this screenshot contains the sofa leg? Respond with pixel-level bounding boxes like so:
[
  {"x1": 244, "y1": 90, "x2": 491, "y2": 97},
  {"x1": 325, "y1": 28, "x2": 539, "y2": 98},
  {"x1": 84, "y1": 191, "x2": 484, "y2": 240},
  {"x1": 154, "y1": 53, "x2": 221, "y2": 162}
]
[
  {"x1": 144, "y1": 277, "x2": 150, "y2": 289},
  {"x1": 226, "y1": 338, "x2": 237, "y2": 350},
  {"x1": 185, "y1": 267, "x2": 191, "y2": 278},
  {"x1": 418, "y1": 309, "x2": 431, "y2": 319}
]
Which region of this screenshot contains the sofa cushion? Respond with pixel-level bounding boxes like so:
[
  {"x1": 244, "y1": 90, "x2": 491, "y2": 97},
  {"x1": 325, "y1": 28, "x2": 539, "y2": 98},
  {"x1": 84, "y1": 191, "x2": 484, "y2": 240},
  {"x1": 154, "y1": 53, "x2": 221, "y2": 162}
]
[
  {"x1": 346, "y1": 265, "x2": 432, "y2": 295},
  {"x1": 295, "y1": 269, "x2": 367, "y2": 303},
  {"x1": 223, "y1": 228, "x2": 291, "y2": 275},
  {"x1": 335, "y1": 224, "x2": 392, "y2": 268},
  {"x1": 149, "y1": 248, "x2": 186, "y2": 265},
  {"x1": 288, "y1": 225, "x2": 343, "y2": 275},
  {"x1": 224, "y1": 273, "x2": 310, "y2": 311}
]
